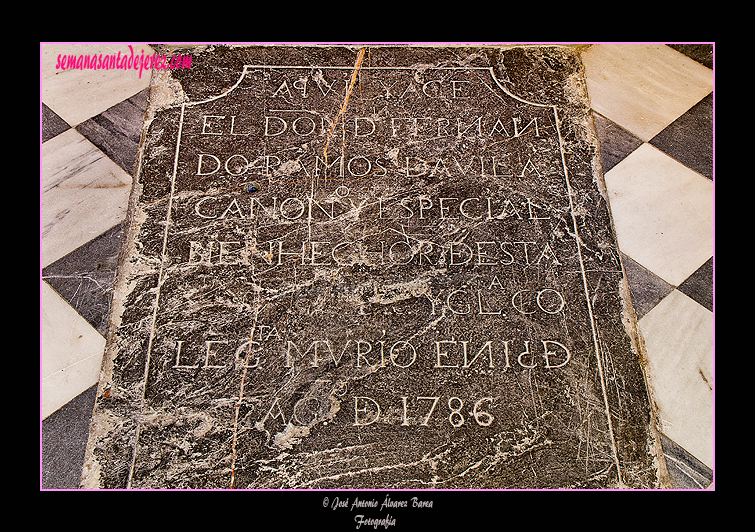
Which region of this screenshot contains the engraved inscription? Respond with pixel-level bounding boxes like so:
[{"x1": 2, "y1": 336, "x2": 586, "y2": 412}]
[
  {"x1": 85, "y1": 47, "x2": 660, "y2": 490},
  {"x1": 166, "y1": 66, "x2": 578, "y2": 425}
]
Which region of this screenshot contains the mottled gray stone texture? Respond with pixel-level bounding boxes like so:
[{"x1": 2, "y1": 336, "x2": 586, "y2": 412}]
[{"x1": 81, "y1": 45, "x2": 667, "y2": 489}]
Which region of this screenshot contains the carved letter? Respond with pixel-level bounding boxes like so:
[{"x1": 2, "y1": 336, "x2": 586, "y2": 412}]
[
  {"x1": 204, "y1": 340, "x2": 228, "y2": 368},
  {"x1": 271, "y1": 80, "x2": 293, "y2": 99},
  {"x1": 477, "y1": 290, "x2": 501, "y2": 315},
  {"x1": 256, "y1": 398, "x2": 286, "y2": 429},
  {"x1": 355, "y1": 340, "x2": 374, "y2": 368},
  {"x1": 517, "y1": 340, "x2": 537, "y2": 368},
  {"x1": 434, "y1": 339, "x2": 458, "y2": 368},
  {"x1": 512, "y1": 290, "x2": 535, "y2": 315},
  {"x1": 292, "y1": 77, "x2": 308, "y2": 98},
  {"x1": 406, "y1": 157, "x2": 428, "y2": 177},
  {"x1": 195, "y1": 197, "x2": 217, "y2": 219},
  {"x1": 389, "y1": 341, "x2": 417, "y2": 368},
  {"x1": 189, "y1": 241, "x2": 214, "y2": 264},
  {"x1": 234, "y1": 340, "x2": 261, "y2": 369},
  {"x1": 462, "y1": 340, "x2": 494, "y2": 368},
  {"x1": 449, "y1": 242, "x2": 472, "y2": 266},
  {"x1": 201, "y1": 115, "x2": 224, "y2": 135},
  {"x1": 196, "y1": 153, "x2": 220, "y2": 176},
  {"x1": 459, "y1": 197, "x2": 482, "y2": 220},
  {"x1": 543, "y1": 340, "x2": 571, "y2": 368},
  {"x1": 451, "y1": 80, "x2": 469, "y2": 98},
  {"x1": 446, "y1": 289, "x2": 471, "y2": 314},
  {"x1": 537, "y1": 289, "x2": 565, "y2": 314},
  {"x1": 475, "y1": 242, "x2": 498, "y2": 266},
  {"x1": 354, "y1": 396, "x2": 380, "y2": 426},
  {"x1": 292, "y1": 116, "x2": 316, "y2": 136},
  {"x1": 173, "y1": 340, "x2": 198, "y2": 369},
  {"x1": 354, "y1": 117, "x2": 376, "y2": 137},
  {"x1": 264, "y1": 116, "x2": 287, "y2": 136}
]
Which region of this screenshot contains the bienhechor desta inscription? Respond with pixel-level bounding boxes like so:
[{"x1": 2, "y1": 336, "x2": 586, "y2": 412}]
[{"x1": 81, "y1": 44, "x2": 668, "y2": 489}]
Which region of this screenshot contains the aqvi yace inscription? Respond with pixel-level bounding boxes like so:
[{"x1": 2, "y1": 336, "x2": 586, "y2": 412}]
[{"x1": 81, "y1": 45, "x2": 668, "y2": 489}]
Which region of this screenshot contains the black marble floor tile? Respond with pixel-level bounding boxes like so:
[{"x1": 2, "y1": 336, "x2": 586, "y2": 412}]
[
  {"x1": 592, "y1": 112, "x2": 644, "y2": 173},
  {"x1": 41, "y1": 384, "x2": 97, "y2": 489},
  {"x1": 41, "y1": 223, "x2": 125, "y2": 336},
  {"x1": 621, "y1": 253, "x2": 674, "y2": 320},
  {"x1": 75, "y1": 88, "x2": 149, "y2": 176},
  {"x1": 677, "y1": 257, "x2": 713, "y2": 312},
  {"x1": 42, "y1": 103, "x2": 71, "y2": 143},
  {"x1": 667, "y1": 44, "x2": 714, "y2": 70},
  {"x1": 659, "y1": 432, "x2": 713, "y2": 489},
  {"x1": 649, "y1": 93, "x2": 713, "y2": 180}
]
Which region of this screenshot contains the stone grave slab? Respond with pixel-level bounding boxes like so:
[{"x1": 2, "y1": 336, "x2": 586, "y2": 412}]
[{"x1": 81, "y1": 44, "x2": 669, "y2": 489}]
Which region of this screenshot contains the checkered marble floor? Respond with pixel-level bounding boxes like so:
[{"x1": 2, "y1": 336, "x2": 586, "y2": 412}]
[{"x1": 39, "y1": 43, "x2": 715, "y2": 489}]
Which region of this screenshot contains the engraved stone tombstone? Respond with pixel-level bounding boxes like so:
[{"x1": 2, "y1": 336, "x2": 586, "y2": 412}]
[{"x1": 81, "y1": 44, "x2": 669, "y2": 489}]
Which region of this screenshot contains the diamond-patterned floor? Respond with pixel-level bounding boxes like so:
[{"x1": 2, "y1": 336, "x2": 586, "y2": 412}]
[{"x1": 40, "y1": 43, "x2": 714, "y2": 489}]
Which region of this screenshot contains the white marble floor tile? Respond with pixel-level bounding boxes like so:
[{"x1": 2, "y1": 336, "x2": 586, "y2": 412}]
[
  {"x1": 581, "y1": 43, "x2": 713, "y2": 142},
  {"x1": 41, "y1": 281, "x2": 105, "y2": 419},
  {"x1": 604, "y1": 143, "x2": 713, "y2": 287},
  {"x1": 41, "y1": 128, "x2": 132, "y2": 267},
  {"x1": 638, "y1": 289, "x2": 713, "y2": 469},
  {"x1": 41, "y1": 43, "x2": 152, "y2": 126}
]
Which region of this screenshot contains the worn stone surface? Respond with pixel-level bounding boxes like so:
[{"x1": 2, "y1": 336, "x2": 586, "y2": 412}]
[{"x1": 81, "y1": 44, "x2": 668, "y2": 489}]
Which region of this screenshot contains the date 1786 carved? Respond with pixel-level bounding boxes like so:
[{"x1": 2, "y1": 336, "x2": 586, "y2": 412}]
[{"x1": 81, "y1": 44, "x2": 669, "y2": 489}]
